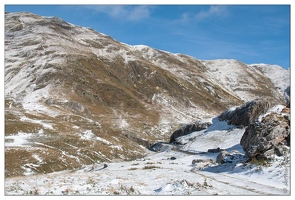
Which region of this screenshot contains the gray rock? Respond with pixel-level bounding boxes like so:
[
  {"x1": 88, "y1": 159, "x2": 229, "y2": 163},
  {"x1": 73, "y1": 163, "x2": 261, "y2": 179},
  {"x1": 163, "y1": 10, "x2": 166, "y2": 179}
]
[
  {"x1": 218, "y1": 97, "x2": 273, "y2": 126},
  {"x1": 192, "y1": 159, "x2": 214, "y2": 165},
  {"x1": 240, "y1": 110, "x2": 290, "y2": 160},
  {"x1": 216, "y1": 151, "x2": 229, "y2": 164},
  {"x1": 191, "y1": 159, "x2": 214, "y2": 170},
  {"x1": 284, "y1": 86, "x2": 290, "y2": 108},
  {"x1": 148, "y1": 142, "x2": 174, "y2": 152},
  {"x1": 216, "y1": 150, "x2": 245, "y2": 164},
  {"x1": 207, "y1": 147, "x2": 224, "y2": 153},
  {"x1": 169, "y1": 121, "x2": 212, "y2": 143}
]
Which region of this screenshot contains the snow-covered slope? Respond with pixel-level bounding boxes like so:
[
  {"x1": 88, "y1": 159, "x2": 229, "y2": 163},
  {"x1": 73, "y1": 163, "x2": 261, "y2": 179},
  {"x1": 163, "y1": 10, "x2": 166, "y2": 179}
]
[
  {"x1": 5, "y1": 11, "x2": 290, "y2": 179},
  {"x1": 249, "y1": 64, "x2": 290, "y2": 97},
  {"x1": 5, "y1": 105, "x2": 290, "y2": 195},
  {"x1": 201, "y1": 59, "x2": 287, "y2": 102}
]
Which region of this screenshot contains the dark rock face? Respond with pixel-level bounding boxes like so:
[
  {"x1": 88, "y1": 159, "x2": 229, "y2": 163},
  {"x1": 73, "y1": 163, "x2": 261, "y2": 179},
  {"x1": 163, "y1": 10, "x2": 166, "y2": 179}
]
[
  {"x1": 218, "y1": 98, "x2": 273, "y2": 126},
  {"x1": 169, "y1": 121, "x2": 212, "y2": 143},
  {"x1": 284, "y1": 86, "x2": 290, "y2": 108},
  {"x1": 240, "y1": 109, "x2": 290, "y2": 160}
]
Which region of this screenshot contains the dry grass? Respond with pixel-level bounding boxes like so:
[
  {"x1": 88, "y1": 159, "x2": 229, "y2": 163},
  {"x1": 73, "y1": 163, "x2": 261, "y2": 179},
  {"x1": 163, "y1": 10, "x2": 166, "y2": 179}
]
[
  {"x1": 142, "y1": 165, "x2": 160, "y2": 170},
  {"x1": 128, "y1": 168, "x2": 138, "y2": 170},
  {"x1": 4, "y1": 104, "x2": 149, "y2": 178}
]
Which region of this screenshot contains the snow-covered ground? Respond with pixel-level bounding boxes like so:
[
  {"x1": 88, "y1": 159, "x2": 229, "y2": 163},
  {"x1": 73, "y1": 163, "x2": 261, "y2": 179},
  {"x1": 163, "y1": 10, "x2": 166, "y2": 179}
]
[{"x1": 4, "y1": 106, "x2": 291, "y2": 196}]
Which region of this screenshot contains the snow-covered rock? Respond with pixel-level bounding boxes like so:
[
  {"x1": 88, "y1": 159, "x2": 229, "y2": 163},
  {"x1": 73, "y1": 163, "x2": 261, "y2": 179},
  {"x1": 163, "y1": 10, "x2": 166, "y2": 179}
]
[
  {"x1": 216, "y1": 150, "x2": 246, "y2": 164},
  {"x1": 218, "y1": 97, "x2": 273, "y2": 126},
  {"x1": 169, "y1": 121, "x2": 212, "y2": 143},
  {"x1": 240, "y1": 106, "x2": 290, "y2": 160}
]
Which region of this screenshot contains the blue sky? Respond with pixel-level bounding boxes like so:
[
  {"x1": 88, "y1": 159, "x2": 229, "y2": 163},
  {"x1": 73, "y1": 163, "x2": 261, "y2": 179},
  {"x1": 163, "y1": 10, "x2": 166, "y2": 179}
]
[{"x1": 5, "y1": 4, "x2": 291, "y2": 69}]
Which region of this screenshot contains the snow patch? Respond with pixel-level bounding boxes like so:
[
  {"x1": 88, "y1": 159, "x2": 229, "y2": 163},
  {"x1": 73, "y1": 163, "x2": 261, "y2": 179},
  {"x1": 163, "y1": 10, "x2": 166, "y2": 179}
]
[
  {"x1": 20, "y1": 116, "x2": 54, "y2": 130},
  {"x1": 258, "y1": 104, "x2": 286, "y2": 121},
  {"x1": 76, "y1": 131, "x2": 121, "y2": 152},
  {"x1": 5, "y1": 132, "x2": 32, "y2": 147},
  {"x1": 96, "y1": 137, "x2": 112, "y2": 145}
]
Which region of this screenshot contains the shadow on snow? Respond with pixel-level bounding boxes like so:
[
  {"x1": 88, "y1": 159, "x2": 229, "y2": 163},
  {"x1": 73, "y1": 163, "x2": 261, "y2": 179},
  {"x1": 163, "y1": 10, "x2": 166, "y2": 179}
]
[{"x1": 199, "y1": 143, "x2": 248, "y2": 174}]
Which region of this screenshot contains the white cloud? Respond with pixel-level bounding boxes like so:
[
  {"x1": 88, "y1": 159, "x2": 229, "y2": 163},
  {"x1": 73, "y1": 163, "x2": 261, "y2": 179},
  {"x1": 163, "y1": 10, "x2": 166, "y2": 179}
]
[
  {"x1": 174, "y1": 6, "x2": 229, "y2": 24},
  {"x1": 195, "y1": 5, "x2": 229, "y2": 21},
  {"x1": 177, "y1": 12, "x2": 191, "y2": 23},
  {"x1": 87, "y1": 5, "x2": 152, "y2": 21},
  {"x1": 128, "y1": 6, "x2": 151, "y2": 21}
]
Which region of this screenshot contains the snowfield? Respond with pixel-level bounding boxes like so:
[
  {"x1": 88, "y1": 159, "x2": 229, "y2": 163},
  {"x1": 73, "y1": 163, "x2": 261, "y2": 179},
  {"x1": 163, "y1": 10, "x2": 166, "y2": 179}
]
[{"x1": 4, "y1": 106, "x2": 290, "y2": 196}]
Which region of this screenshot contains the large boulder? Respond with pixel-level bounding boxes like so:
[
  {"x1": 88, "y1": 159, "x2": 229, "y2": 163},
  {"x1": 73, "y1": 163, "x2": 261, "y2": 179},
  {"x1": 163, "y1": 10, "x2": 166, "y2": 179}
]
[
  {"x1": 240, "y1": 108, "x2": 290, "y2": 160},
  {"x1": 169, "y1": 121, "x2": 212, "y2": 143},
  {"x1": 218, "y1": 98, "x2": 273, "y2": 126}
]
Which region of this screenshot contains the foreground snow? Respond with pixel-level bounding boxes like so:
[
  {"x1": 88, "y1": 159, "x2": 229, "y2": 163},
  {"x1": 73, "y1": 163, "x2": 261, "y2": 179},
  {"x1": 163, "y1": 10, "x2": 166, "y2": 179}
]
[
  {"x1": 4, "y1": 152, "x2": 289, "y2": 195},
  {"x1": 4, "y1": 112, "x2": 290, "y2": 196}
]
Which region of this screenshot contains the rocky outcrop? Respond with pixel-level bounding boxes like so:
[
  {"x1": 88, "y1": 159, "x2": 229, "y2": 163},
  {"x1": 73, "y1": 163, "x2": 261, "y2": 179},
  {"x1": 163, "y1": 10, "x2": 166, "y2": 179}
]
[
  {"x1": 169, "y1": 121, "x2": 212, "y2": 143},
  {"x1": 240, "y1": 108, "x2": 290, "y2": 160},
  {"x1": 218, "y1": 98, "x2": 273, "y2": 126}
]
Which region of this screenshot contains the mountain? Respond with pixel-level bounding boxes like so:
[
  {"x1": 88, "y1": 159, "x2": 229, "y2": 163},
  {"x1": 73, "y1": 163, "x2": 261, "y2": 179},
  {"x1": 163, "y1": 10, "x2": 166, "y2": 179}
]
[{"x1": 4, "y1": 12, "x2": 290, "y2": 178}]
